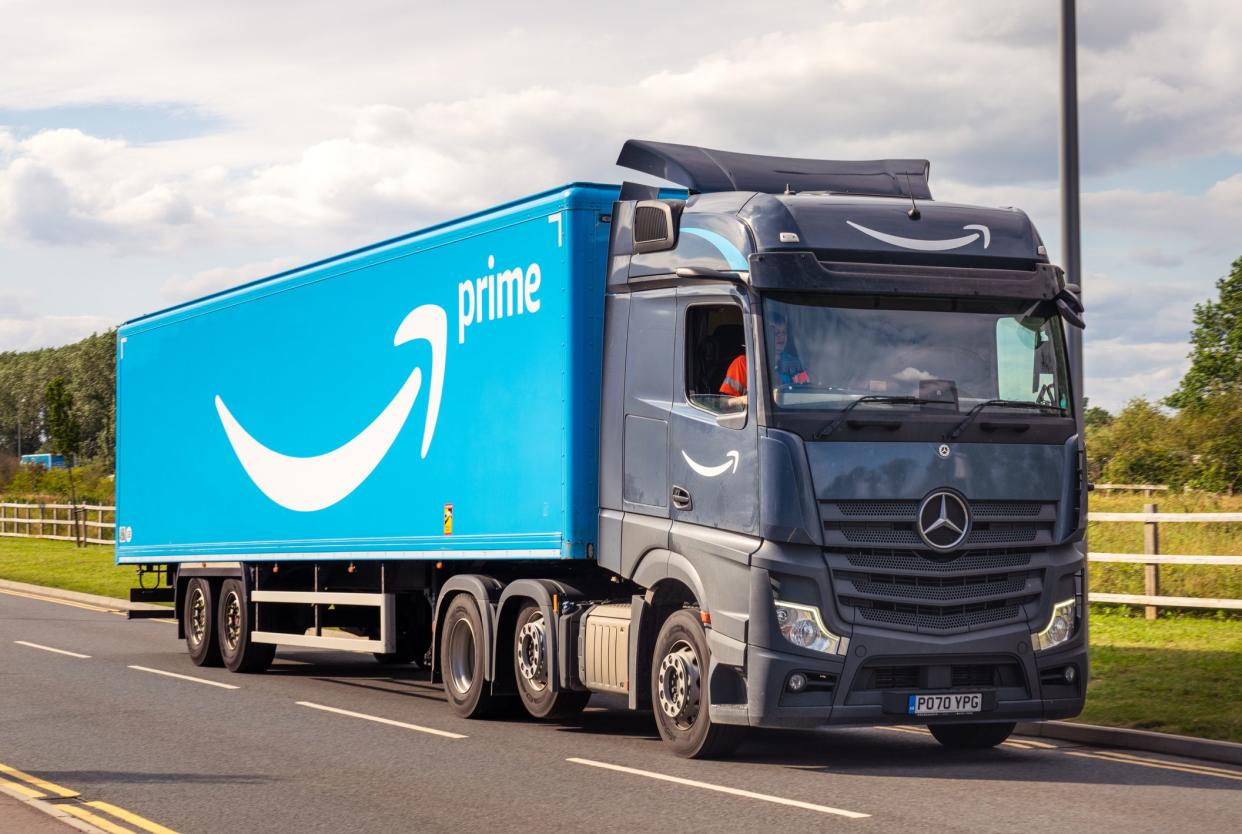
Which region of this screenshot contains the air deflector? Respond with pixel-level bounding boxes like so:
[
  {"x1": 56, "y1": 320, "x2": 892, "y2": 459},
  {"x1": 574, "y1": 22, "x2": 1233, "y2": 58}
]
[{"x1": 617, "y1": 139, "x2": 932, "y2": 199}]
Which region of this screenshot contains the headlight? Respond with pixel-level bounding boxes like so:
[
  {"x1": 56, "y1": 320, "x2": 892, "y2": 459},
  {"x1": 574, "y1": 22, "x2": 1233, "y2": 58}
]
[
  {"x1": 1032, "y1": 597, "x2": 1079, "y2": 652},
  {"x1": 774, "y1": 600, "x2": 847, "y2": 655}
]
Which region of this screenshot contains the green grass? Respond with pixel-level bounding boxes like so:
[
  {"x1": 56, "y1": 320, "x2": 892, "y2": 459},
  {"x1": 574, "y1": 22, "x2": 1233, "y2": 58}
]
[
  {"x1": 0, "y1": 537, "x2": 135, "y2": 600},
  {"x1": 3, "y1": 538, "x2": 1240, "y2": 742},
  {"x1": 1081, "y1": 609, "x2": 1242, "y2": 743},
  {"x1": 1088, "y1": 491, "x2": 1242, "y2": 609}
]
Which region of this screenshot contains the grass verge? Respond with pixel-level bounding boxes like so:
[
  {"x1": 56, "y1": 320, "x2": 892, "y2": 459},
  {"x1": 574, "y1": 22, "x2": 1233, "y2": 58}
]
[{"x1": 0, "y1": 537, "x2": 135, "y2": 600}]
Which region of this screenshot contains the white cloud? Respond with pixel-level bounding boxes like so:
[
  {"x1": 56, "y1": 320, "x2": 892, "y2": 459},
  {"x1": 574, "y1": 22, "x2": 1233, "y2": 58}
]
[
  {"x1": 0, "y1": 312, "x2": 113, "y2": 351},
  {"x1": 160, "y1": 255, "x2": 301, "y2": 304}
]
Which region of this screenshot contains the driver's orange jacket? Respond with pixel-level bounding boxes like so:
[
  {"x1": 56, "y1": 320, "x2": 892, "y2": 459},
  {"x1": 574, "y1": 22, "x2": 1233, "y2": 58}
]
[{"x1": 720, "y1": 355, "x2": 747, "y2": 396}]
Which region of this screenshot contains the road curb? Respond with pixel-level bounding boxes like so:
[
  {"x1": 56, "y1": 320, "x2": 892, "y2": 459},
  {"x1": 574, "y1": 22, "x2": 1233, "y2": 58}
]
[
  {"x1": 0, "y1": 782, "x2": 109, "y2": 834},
  {"x1": 1017, "y1": 720, "x2": 1242, "y2": 766},
  {"x1": 0, "y1": 578, "x2": 165, "y2": 613}
]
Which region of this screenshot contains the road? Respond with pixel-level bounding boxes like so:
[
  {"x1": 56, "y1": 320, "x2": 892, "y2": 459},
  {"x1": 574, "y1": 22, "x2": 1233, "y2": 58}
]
[{"x1": 1, "y1": 587, "x2": 1240, "y2": 834}]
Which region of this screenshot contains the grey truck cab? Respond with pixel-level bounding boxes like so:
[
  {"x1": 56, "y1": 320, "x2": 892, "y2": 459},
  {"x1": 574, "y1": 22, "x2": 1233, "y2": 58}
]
[{"x1": 592, "y1": 141, "x2": 1086, "y2": 755}]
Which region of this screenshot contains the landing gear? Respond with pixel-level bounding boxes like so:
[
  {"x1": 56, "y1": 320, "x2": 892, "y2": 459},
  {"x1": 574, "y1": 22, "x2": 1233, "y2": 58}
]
[
  {"x1": 184, "y1": 578, "x2": 221, "y2": 667},
  {"x1": 374, "y1": 593, "x2": 433, "y2": 666},
  {"x1": 513, "y1": 603, "x2": 589, "y2": 720},
  {"x1": 930, "y1": 722, "x2": 1016, "y2": 749},
  {"x1": 650, "y1": 609, "x2": 743, "y2": 758},
  {"x1": 217, "y1": 579, "x2": 275, "y2": 673}
]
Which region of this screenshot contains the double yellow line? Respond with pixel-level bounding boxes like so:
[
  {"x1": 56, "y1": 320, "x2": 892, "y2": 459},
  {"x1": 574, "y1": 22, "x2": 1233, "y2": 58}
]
[
  {"x1": 1066, "y1": 749, "x2": 1242, "y2": 782},
  {"x1": 0, "y1": 761, "x2": 178, "y2": 834}
]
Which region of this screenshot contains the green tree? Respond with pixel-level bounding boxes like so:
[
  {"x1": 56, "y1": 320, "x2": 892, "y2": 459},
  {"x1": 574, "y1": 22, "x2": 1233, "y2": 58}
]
[
  {"x1": 1167, "y1": 256, "x2": 1242, "y2": 410},
  {"x1": 1181, "y1": 393, "x2": 1242, "y2": 494},
  {"x1": 1090, "y1": 399, "x2": 1191, "y2": 486},
  {"x1": 45, "y1": 376, "x2": 84, "y2": 543}
]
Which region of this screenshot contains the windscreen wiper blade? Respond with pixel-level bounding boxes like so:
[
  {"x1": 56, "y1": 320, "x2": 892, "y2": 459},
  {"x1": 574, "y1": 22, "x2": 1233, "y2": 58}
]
[
  {"x1": 815, "y1": 396, "x2": 943, "y2": 439},
  {"x1": 948, "y1": 399, "x2": 1065, "y2": 440}
]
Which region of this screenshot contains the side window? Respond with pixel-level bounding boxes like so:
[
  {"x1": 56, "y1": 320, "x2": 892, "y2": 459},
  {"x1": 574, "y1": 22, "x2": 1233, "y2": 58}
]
[
  {"x1": 996, "y1": 317, "x2": 1055, "y2": 403},
  {"x1": 686, "y1": 304, "x2": 746, "y2": 414}
]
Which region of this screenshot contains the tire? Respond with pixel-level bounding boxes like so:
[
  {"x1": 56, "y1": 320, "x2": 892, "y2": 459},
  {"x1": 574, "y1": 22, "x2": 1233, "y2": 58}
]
[
  {"x1": 513, "y1": 602, "x2": 590, "y2": 720},
  {"x1": 183, "y1": 578, "x2": 222, "y2": 667},
  {"x1": 929, "y1": 721, "x2": 1016, "y2": 749},
  {"x1": 440, "y1": 594, "x2": 508, "y2": 718},
  {"x1": 650, "y1": 608, "x2": 744, "y2": 758},
  {"x1": 374, "y1": 593, "x2": 433, "y2": 665},
  {"x1": 217, "y1": 578, "x2": 275, "y2": 673}
]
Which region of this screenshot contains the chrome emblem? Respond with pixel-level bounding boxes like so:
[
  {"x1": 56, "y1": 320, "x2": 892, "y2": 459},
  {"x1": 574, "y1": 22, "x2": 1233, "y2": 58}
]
[
  {"x1": 917, "y1": 490, "x2": 971, "y2": 551},
  {"x1": 937, "y1": 443, "x2": 951, "y2": 458}
]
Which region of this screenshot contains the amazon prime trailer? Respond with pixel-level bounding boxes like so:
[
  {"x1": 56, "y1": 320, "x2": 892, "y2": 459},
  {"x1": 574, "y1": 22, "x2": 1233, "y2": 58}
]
[{"x1": 119, "y1": 140, "x2": 1089, "y2": 757}]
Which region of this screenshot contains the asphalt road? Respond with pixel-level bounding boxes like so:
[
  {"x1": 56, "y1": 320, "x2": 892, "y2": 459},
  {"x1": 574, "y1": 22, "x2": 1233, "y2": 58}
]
[{"x1": 2, "y1": 588, "x2": 1240, "y2": 834}]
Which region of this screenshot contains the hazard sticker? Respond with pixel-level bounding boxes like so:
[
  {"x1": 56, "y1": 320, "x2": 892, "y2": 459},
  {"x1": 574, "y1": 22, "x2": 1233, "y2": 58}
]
[{"x1": 443, "y1": 503, "x2": 453, "y2": 535}]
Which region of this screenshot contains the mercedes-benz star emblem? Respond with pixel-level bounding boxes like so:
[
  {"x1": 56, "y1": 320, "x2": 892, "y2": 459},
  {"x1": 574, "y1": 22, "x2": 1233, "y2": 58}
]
[
  {"x1": 917, "y1": 490, "x2": 971, "y2": 551},
  {"x1": 937, "y1": 443, "x2": 951, "y2": 458}
]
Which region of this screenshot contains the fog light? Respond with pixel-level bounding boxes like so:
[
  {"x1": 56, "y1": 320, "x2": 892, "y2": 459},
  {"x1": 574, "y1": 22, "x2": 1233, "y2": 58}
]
[
  {"x1": 1063, "y1": 665, "x2": 1077, "y2": 684},
  {"x1": 788, "y1": 672, "x2": 808, "y2": 693}
]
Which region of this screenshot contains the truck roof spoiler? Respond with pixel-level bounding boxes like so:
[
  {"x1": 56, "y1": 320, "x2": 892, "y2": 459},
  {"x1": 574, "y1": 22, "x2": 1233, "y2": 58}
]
[{"x1": 617, "y1": 139, "x2": 932, "y2": 199}]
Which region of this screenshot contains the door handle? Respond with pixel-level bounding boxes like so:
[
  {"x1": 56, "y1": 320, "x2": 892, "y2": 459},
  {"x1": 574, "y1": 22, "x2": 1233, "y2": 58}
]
[{"x1": 671, "y1": 485, "x2": 692, "y2": 510}]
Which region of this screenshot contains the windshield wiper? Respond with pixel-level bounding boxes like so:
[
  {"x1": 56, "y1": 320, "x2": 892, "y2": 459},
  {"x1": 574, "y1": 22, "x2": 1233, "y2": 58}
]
[
  {"x1": 815, "y1": 396, "x2": 944, "y2": 439},
  {"x1": 948, "y1": 399, "x2": 1065, "y2": 440}
]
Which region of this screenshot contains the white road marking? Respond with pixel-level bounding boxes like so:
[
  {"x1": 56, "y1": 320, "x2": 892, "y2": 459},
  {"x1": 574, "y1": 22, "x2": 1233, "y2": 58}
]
[
  {"x1": 13, "y1": 640, "x2": 91, "y2": 659},
  {"x1": 296, "y1": 701, "x2": 466, "y2": 739},
  {"x1": 128, "y1": 665, "x2": 239, "y2": 690},
  {"x1": 566, "y1": 758, "x2": 871, "y2": 819}
]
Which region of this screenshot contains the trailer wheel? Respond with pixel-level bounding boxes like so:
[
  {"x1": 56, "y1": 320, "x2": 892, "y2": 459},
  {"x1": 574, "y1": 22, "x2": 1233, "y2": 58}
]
[
  {"x1": 440, "y1": 594, "x2": 507, "y2": 718},
  {"x1": 929, "y1": 722, "x2": 1016, "y2": 749},
  {"x1": 184, "y1": 578, "x2": 222, "y2": 667},
  {"x1": 651, "y1": 609, "x2": 743, "y2": 758},
  {"x1": 217, "y1": 579, "x2": 275, "y2": 673},
  {"x1": 512, "y1": 602, "x2": 590, "y2": 720}
]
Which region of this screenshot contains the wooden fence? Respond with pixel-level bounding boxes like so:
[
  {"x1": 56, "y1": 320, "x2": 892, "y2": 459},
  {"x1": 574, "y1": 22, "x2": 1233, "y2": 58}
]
[
  {"x1": 0, "y1": 502, "x2": 115, "y2": 546},
  {"x1": 1087, "y1": 503, "x2": 1242, "y2": 618}
]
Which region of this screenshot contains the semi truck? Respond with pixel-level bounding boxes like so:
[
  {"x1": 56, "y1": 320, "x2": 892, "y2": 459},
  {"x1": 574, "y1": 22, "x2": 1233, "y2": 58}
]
[{"x1": 117, "y1": 140, "x2": 1088, "y2": 757}]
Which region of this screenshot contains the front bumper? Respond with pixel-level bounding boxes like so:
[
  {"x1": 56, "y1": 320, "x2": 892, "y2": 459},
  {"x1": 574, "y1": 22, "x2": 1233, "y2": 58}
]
[{"x1": 725, "y1": 630, "x2": 1086, "y2": 730}]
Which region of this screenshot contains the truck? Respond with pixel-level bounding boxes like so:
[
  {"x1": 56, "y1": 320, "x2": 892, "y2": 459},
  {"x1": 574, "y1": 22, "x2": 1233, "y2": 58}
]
[{"x1": 117, "y1": 140, "x2": 1088, "y2": 758}]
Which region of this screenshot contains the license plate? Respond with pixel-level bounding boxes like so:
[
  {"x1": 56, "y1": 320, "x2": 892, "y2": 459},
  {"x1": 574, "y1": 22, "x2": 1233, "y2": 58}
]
[{"x1": 908, "y1": 692, "x2": 982, "y2": 716}]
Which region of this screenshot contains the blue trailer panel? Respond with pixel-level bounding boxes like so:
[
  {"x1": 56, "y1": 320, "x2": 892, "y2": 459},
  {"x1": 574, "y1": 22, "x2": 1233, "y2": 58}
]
[{"x1": 116, "y1": 184, "x2": 618, "y2": 564}]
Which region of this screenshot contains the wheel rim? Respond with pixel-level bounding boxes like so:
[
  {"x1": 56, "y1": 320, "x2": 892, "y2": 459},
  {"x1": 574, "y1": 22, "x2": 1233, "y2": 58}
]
[
  {"x1": 223, "y1": 591, "x2": 242, "y2": 653},
  {"x1": 657, "y1": 639, "x2": 701, "y2": 730},
  {"x1": 446, "y1": 615, "x2": 476, "y2": 695},
  {"x1": 516, "y1": 612, "x2": 548, "y2": 691},
  {"x1": 187, "y1": 586, "x2": 207, "y2": 648}
]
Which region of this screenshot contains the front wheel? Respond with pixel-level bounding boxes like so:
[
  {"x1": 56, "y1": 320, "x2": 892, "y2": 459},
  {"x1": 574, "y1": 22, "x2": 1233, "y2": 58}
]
[
  {"x1": 929, "y1": 721, "x2": 1016, "y2": 749},
  {"x1": 651, "y1": 609, "x2": 743, "y2": 758},
  {"x1": 513, "y1": 603, "x2": 590, "y2": 719},
  {"x1": 217, "y1": 579, "x2": 275, "y2": 673}
]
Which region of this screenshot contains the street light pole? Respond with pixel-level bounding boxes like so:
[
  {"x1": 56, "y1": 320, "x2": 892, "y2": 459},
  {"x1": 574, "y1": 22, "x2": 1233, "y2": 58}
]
[{"x1": 1061, "y1": 0, "x2": 1083, "y2": 419}]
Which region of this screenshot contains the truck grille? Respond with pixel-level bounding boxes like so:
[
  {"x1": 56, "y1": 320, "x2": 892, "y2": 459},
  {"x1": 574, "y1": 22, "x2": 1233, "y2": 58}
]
[
  {"x1": 855, "y1": 661, "x2": 1025, "y2": 691},
  {"x1": 825, "y1": 547, "x2": 1041, "y2": 634},
  {"x1": 822, "y1": 499, "x2": 1056, "y2": 552}
]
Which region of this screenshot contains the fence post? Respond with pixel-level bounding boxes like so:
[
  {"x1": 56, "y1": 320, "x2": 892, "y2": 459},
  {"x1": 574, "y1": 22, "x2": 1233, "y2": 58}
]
[{"x1": 1143, "y1": 502, "x2": 1160, "y2": 620}]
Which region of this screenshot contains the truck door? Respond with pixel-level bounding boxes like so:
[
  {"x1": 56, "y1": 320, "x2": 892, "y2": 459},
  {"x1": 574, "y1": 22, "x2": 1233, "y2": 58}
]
[
  {"x1": 669, "y1": 288, "x2": 759, "y2": 534},
  {"x1": 622, "y1": 288, "x2": 677, "y2": 518}
]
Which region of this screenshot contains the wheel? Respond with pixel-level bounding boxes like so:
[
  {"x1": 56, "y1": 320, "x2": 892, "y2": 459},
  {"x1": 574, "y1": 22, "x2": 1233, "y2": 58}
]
[
  {"x1": 929, "y1": 721, "x2": 1016, "y2": 749},
  {"x1": 513, "y1": 602, "x2": 590, "y2": 719},
  {"x1": 217, "y1": 578, "x2": 275, "y2": 673},
  {"x1": 440, "y1": 594, "x2": 509, "y2": 718},
  {"x1": 650, "y1": 609, "x2": 744, "y2": 758},
  {"x1": 374, "y1": 593, "x2": 433, "y2": 665},
  {"x1": 184, "y1": 578, "x2": 222, "y2": 667}
]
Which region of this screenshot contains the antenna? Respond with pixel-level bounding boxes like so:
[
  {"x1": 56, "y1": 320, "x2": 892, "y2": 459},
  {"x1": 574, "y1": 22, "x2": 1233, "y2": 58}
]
[{"x1": 904, "y1": 173, "x2": 921, "y2": 219}]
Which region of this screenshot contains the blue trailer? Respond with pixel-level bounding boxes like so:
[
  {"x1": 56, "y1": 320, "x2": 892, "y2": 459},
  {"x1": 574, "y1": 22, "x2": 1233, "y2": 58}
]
[
  {"x1": 20, "y1": 453, "x2": 69, "y2": 469},
  {"x1": 119, "y1": 141, "x2": 1088, "y2": 757}
]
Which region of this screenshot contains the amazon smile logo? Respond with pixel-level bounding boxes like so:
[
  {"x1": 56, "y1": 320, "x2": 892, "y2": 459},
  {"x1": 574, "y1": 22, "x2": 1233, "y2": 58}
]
[
  {"x1": 846, "y1": 220, "x2": 991, "y2": 252},
  {"x1": 215, "y1": 304, "x2": 447, "y2": 512}
]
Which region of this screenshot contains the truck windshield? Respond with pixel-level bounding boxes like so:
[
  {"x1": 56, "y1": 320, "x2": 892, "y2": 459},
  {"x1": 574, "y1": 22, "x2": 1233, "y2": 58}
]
[{"x1": 762, "y1": 293, "x2": 1070, "y2": 414}]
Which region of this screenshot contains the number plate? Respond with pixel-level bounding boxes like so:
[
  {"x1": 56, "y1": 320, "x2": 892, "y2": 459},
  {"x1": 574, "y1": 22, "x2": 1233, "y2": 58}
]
[{"x1": 908, "y1": 692, "x2": 982, "y2": 716}]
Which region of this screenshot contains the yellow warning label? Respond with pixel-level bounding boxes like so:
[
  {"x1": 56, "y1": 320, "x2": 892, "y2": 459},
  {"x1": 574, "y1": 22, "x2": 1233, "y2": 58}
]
[{"x1": 443, "y1": 503, "x2": 453, "y2": 535}]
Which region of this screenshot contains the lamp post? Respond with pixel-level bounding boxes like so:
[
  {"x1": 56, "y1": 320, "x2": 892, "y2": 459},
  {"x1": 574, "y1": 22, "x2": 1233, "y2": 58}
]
[{"x1": 1061, "y1": 0, "x2": 1083, "y2": 419}]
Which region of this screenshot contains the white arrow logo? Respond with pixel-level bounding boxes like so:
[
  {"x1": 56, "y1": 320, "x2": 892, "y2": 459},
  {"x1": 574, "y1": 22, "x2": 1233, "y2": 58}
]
[
  {"x1": 681, "y1": 449, "x2": 740, "y2": 478},
  {"x1": 846, "y1": 221, "x2": 991, "y2": 251},
  {"x1": 215, "y1": 304, "x2": 447, "y2": 512}
]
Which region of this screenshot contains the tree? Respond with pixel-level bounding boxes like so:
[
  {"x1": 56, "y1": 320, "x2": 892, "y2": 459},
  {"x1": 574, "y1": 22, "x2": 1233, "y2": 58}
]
[
  {"x1": 1167, "y1": 256, "x2": 1242, "y2": 410},
  {"x1": 1089, "y1": 399, "x2": 1191, "y2": 487},
  {"x1": 45, "y1": 376, "x2": 84, "y2": 544},
  {"x1": 1083, "y1": 398, "x2": 1112, "y2": 430},
  {"x1": 1180, "y1": 392, "x2": 1242, "y2": 494}
]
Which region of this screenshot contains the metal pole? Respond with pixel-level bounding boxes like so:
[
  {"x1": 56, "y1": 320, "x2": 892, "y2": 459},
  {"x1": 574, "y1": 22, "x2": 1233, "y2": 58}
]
[{"x1": 1061, "y1": 0, "x2": 1083, "y2": 419}]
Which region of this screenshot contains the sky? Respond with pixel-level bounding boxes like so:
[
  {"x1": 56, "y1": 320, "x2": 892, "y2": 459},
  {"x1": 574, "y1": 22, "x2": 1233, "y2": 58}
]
[{"x1": 1, "y1": 0, "x2": 1239, "y2": 412}]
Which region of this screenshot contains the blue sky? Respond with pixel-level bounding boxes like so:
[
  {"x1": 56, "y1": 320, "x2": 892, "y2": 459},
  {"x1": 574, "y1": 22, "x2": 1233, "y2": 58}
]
[{"x1": 1, "y1": 0, "x2": 1240, "y2": 412}]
